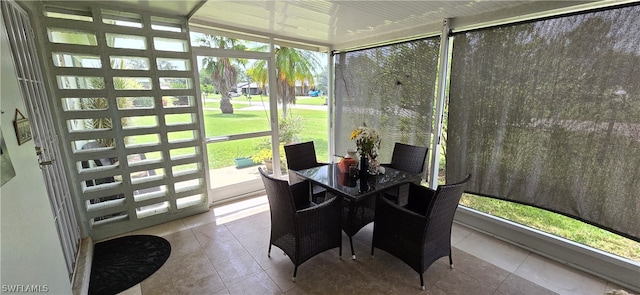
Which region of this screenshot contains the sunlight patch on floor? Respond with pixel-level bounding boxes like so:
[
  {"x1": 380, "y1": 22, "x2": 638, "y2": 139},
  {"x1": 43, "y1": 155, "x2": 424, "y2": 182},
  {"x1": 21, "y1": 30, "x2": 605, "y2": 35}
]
[{"x1": 213, "y1": 195, "x2": 269, "y2": 225}]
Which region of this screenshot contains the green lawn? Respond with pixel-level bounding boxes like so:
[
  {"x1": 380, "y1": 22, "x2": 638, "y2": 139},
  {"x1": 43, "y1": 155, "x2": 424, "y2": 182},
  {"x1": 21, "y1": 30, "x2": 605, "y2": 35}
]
[
  {"x1": 201, "y1": 106, "x2": 328, "y2": 169},
  {"x1": 141, "y1": 96, "x2": 328, "y2": 169},
  {"x1": 460, "y1": 195, "x2": 640, "y2": 261},
  {"x1": 294, "y1": 96, "x2": 328, "y2": 105}
]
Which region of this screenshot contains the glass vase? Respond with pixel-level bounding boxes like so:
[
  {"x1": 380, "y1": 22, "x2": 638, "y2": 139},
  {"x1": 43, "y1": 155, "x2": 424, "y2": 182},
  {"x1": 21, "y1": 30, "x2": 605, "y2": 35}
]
[{"x1": 368, "y1": 156, "x2": 380, "y2": 175}]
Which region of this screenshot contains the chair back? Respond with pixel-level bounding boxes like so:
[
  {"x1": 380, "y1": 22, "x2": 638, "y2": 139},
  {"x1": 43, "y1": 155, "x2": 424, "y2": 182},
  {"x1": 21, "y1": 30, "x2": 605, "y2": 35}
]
[
  {"x1": 259, "y1": 167, "x2": 296, "y2": 233},
  {"x1": 424, "y1": 174, "x2": 471, "y2": 240},
  {"x1": 284, "y1": 141, "x2": 320, "y2": 171},
  {"x1": 389, "y1": 143, "x2": 428, "y2": 175}
]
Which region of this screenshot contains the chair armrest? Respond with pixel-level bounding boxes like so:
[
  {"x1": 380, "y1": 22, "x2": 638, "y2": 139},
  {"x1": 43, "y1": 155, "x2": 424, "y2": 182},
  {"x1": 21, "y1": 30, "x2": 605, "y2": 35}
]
[
  {"x1": 288, "y1": 169, "x2": 307, "y2": 185},
  {"x1": 377, "y1": 196, "x2": 426, "y2": 221},
  {"x1": 296, "y1": 195, "x2": 341, "y2": 215}
]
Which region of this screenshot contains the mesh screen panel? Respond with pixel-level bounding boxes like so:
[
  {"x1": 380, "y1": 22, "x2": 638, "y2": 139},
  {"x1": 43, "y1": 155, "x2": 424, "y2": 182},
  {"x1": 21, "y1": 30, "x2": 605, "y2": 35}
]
[
  {"x1": 447, "y1": 5, "x2": 640, "y2": 241},
  {"x1": 335, "y1": 38, "x2": 440, "y2": 164}
]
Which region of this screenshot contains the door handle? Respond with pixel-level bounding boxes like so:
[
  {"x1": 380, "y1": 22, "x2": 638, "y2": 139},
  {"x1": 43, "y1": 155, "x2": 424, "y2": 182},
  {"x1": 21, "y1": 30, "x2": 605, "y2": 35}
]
[{"x1": 39, "y1": 160, "x2": 54, "y2": 167}]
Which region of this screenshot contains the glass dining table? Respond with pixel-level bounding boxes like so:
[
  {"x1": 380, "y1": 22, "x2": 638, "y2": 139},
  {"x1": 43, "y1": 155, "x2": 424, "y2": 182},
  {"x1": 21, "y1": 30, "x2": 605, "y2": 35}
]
[{"x1": 292, "y1": 163, "x2": 422, "y2": 259}]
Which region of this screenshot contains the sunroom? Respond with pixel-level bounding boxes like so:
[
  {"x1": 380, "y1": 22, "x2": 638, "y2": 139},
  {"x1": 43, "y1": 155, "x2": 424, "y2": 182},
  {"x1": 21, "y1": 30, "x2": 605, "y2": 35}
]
[{"x1": 0, "y1": 0, "x2": 638, "y2": 294}]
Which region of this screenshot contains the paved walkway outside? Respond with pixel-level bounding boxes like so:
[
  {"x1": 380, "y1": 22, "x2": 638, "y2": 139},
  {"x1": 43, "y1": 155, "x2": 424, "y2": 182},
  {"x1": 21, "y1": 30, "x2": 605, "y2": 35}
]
[{"x1": 203, "y1": 97, "x2": 328, "y2": 111}]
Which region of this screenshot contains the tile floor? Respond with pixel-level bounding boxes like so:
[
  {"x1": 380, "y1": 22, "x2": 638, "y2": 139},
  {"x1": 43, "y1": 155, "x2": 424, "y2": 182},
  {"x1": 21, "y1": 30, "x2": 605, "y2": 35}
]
[{"x1": 106, "y1": 196, "x2": 630, "y2": 295}]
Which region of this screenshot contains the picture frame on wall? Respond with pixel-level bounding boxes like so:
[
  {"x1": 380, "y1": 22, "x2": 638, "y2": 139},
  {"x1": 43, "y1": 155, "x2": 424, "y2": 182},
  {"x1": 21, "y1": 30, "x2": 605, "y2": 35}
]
[
  {"x1": 1, "y1": 130, "x2": 17, "y2": 186},
  {"x1": 13, "y1": 109, "x2": 32, "y2": 145}
]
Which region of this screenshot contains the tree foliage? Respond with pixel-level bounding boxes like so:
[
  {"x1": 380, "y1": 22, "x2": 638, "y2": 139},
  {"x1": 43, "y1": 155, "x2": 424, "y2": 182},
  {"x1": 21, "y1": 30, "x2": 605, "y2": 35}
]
[
  {"x1": 197, "y1": 35, "x2": 247, "y2": 114},
  {"x1": 248, "y1": 46, "x2": 320, "y2": 116}
]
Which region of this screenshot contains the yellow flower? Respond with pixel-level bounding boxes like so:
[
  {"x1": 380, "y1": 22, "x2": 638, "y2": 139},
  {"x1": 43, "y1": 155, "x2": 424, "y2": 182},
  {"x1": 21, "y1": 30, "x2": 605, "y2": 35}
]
[
  {"x1": 350, "y1": 129, "x2": 361, "y2": 140},
  {"x1": 350, "y1": 126, "x2": 381, "y2": 159}
]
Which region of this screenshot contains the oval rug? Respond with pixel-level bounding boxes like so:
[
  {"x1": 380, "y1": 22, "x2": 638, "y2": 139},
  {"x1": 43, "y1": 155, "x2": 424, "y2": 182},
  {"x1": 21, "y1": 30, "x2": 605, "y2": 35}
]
[{"x1": 88, "y1": 235, "x2": 171, "y2": 295}]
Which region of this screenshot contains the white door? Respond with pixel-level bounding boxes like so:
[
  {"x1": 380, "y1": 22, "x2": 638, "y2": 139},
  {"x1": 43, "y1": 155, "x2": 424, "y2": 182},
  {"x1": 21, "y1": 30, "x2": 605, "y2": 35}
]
[{"x1": 1, "y1": 0, "x2": 80, "y2": 278}]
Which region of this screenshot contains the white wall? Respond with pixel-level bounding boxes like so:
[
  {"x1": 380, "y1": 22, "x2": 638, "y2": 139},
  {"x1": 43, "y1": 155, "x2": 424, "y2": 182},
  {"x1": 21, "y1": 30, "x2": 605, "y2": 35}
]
[{"x1": 0, "y1": 14, "x2": 72, "y2": 294}]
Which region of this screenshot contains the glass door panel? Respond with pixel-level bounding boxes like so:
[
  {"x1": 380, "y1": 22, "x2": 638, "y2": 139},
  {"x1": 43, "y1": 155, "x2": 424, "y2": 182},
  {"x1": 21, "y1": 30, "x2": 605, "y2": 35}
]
[{"x1": 198, "y1": 55, "x2": 274, "y2": 203}]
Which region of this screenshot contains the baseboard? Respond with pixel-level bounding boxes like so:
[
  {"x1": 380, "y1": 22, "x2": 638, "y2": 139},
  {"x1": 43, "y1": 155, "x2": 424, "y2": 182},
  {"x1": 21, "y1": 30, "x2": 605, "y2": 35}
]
[
  {"x1": 71, "y1": 237, "x2": 93, "y2": 295},
  {"x1": 454, "y1": 206, "x2": 640, "y2": 293}
]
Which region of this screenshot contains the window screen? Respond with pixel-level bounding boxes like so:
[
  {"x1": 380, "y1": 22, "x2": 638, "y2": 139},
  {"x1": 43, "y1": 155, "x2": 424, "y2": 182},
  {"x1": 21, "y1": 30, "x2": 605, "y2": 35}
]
[
  {"x1": 334, "y1": 38, "x2": 440, "y2": 166},
  {"x1": 447, "y1": 5, "x2": 640, "y2": 242}
]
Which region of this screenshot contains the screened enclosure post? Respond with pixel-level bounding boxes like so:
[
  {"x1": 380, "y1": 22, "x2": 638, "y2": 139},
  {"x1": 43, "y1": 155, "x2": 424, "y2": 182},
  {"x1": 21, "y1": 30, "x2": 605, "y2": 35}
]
[
  {"x1": 267, "y1": 37, "x2": 282, "y2": 177},
  {"x1": 429, "y1": 18, "x2": 451, "y2": 189},
  {"x1": 327, "y1": 48, "x2": 335, "y2": 162}
]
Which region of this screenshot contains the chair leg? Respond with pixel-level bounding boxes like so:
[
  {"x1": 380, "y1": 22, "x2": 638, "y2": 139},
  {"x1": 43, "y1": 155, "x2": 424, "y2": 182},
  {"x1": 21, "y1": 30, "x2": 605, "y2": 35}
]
[
  {"x1": 449, "y1": 254, "x2": 454, "y2": 269},
  {"x1": 339, "y1": 245, "x2": 342, "y2": 257},
  {"x1": 292, "y1": 265, "x2": 298, "y2": 282},
  {"x1": 349, "y1": 236, "x2": 356, "y2": 259},
  {"x1": 420, "y1": 273, "x2": 425, "y2": 291},
  {"x1": 268, "y1": 244, "x2": 272, "y2": 257}
]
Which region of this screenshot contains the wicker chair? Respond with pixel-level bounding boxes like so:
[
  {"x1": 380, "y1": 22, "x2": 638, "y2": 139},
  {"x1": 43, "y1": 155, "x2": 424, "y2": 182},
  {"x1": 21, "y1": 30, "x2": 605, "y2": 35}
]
[
  {"x1": 258, "y1": 167, "x2": 342, "y2": 281},
  {"x1": 381, "y1": 142, "x2": 428, "y2": 204},
  {"x1": 284, "y1": 141, "x2": 327, "y2": 203},
  {"x1": 371, "y1": 174, "x2": 471, "y2": 290}
]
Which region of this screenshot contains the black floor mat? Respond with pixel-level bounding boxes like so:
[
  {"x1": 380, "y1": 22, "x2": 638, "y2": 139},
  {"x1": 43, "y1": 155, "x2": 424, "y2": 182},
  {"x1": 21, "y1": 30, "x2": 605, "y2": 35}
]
[{"x1": 88, "y1": 235, "x2": 171, "y2": 295}]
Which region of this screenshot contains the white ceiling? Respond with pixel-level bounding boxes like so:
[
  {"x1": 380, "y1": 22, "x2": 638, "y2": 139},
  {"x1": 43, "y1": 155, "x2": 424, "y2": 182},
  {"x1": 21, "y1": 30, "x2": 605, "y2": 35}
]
[{"x1": 111, "y1": 0, "x2": 627, "y2": 51}]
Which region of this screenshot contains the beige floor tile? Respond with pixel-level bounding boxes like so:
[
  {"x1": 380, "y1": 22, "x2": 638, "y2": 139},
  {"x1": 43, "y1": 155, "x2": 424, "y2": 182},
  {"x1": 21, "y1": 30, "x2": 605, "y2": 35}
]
[
  {"x1": 495, "y1": 273, "x2": 558, "y2": 295},
  {"x1": 163, "y1": 249, "x2": 218, "y2": 282},
  {"x1": 264, "y1": 259, "x2": 299, "y2": 292},
  {"x1": 172, "y1": 272, "x2": 226, "y2": 294},
  {"x1": 455, "y1": 230, "x2": 529, "y2": 273},
  {"x1": 454, "y1": 249, "x2": 511, "y2": 290},
  {"x1": 235, "y1": 226, "x2": 271, "y2": 254},
  {"x1": 130, "y1": 219, "x2": 187, "y2": 237},
  {"x1": 223, "y1": 211, "x2": 271, "y2": 238},
  {"x1": 118, "y1": 284, "x2": 142, "y2": 295},
  {"x1": 162, "y1": 229, "x2": 202, "y2": 261},
  {"x1": 514, "y1": 253, "x2": 608, "y2": 295},
  {"x1": 214, "y1": 252, "x2": 264, "y2": 287},
  {"x1": 180, "y1": 209, "x2": 218, "y2": 229},
  {"x1": 226, "y1": 271, "x2": 282, "y2": 294},
  {"x1": 191, "y1": 221, "x2": 237, "y2": 246},
  {"x1": 139, "y1": 279, "x2": 177, "y2": 295},
  {"x1": 249, "y1": 243, "x2": 293, "y2": 271},
  {"x1": 203, "y1": 238, "x2": 254, "y2": 266},
  {"x1": 433, "y1": 267, "x2": 497, "y2": 295},
  {"x1": 451, "y1": 222, "x2": 474, "y2": 246},
  {"x1": 96, "y1": 195, "x2": 628, "y2": 295}
]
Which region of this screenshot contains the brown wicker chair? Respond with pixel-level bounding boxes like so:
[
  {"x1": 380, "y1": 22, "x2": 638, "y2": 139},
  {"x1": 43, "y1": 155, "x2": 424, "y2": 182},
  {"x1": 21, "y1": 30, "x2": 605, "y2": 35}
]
[
  {"x1": 381, "y1": 142, "x2": 428, "y2": 204},
  {"x1": 284, "y1": 141, "x2": 327, "y2": 203},
  {"x1": 258, "y1": 167, "x2": 342, "y2": 281},
  {"x1": 371, "y1": 174, "x2": 471, "y2": 290}
]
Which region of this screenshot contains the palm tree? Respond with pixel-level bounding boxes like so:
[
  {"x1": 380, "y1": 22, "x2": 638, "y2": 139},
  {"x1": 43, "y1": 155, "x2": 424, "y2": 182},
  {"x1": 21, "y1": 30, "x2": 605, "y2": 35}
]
[
  {"x1": 249, "y1": 46, "x2": 320, "y2": 116},
  {"x1": 197, "y1": 35, "x2": 247, "y2": 114},
  {"x1": 247, "y1": 65, "x2": 268, "y2": 96}
]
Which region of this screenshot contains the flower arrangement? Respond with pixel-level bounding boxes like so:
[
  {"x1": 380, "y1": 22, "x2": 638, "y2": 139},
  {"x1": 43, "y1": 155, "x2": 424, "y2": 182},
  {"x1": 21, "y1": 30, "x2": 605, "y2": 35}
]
[{"x1": 350, "y1": 126, "x2": 381, "y2": 160}]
